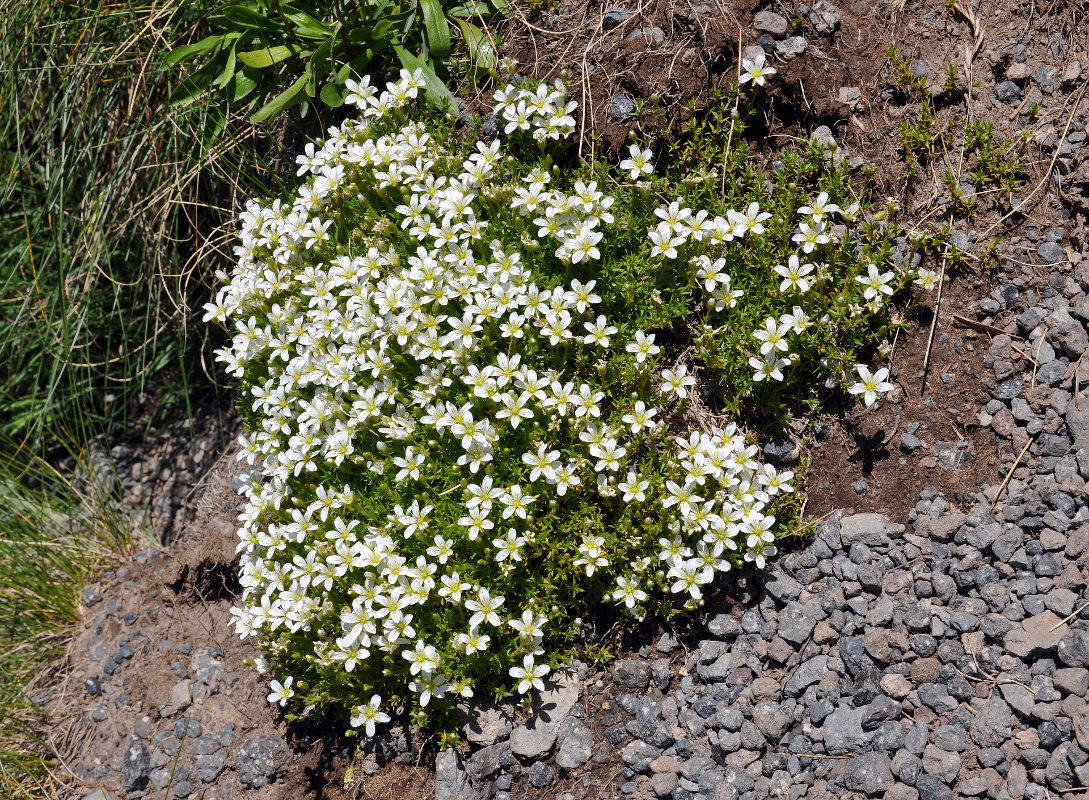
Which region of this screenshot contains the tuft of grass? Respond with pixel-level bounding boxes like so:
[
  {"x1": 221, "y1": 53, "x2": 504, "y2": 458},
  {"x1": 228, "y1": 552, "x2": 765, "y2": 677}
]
[
  {"x1": 0, "y1": 0, "x2": 284, "y2": 450},
  {"x1": 0, "y1": 441, "x2": 136, "y2": 799}
]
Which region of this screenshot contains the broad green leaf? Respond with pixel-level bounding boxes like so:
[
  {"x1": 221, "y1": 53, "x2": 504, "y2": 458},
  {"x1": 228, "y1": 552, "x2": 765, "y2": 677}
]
[
  {"x1": 456, "y1": 19, "x2": 497, "y2": 74},
  {"x1": 281, "y1": 9, "x2": 335, "y2": 39},
  {"x1": 160, "y1": 35, "x2": 227, "y2": 70},
  {"x1": 309, "y1": 36, "x2": 334, "y2": 74},
  {"x1": 320, "y1": 81, "x2": 347, "y2": 107},
  {"x1": 419, "y1": 0, "x2": 451, "y2": 60},
  {"x1": 394, "y1": 46, "x2": 456, "y2": 112},
  {"x1": 215, "y1": 41, "x2": 238, "y2": 88},
  {"x1": 447, "y1": 0, "x2": 507, "y2": 18},
  {"x1": 238, "y1": 43, "x2": 304, "y2": 68},
  {"x1": 230, "y1": 69, "x2": 259, "y2": 102},
  {"x1": 251, "y1": 70, "x2": 308, "y2": 122},
  {"x1": 215, "y1": 4, "x2": 282, "y2": 31}
]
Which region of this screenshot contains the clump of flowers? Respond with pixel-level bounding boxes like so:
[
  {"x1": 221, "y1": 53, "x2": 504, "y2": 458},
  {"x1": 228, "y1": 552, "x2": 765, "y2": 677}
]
[{"x1": 209, "y1": 64, "x2": 928, "y2": 736}]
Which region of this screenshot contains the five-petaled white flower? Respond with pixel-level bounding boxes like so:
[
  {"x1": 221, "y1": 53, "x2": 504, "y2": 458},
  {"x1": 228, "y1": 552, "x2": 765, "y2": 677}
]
[
  {"x1": 350, "y1": 694, "x2": 390, "y2": 737},
  {"x1": 619, "y1": 144, "x2": 655, "y2": 179},
  {"x1": 848, "y1": 364, "x2": 895, "y2": 406},
  {"x1": 855, "y1": 263, "x2": 895, "y2": 300},
  {"x1": 739, "y1": 52, "x2": 777, "y2": 86},
  {"x1": 509, "y1": 654, "x2": 550, "y2": 694}
]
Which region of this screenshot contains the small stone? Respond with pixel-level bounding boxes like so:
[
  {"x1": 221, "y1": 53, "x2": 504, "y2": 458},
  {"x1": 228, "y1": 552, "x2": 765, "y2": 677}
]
[
  {"x1": 613, "y1": 659, "x2": 651, "y2": 689},
  {"x1": 838, "y1": 86, "x2": 862, "y2": 104},
  {"x1": 1059, "y1": 630, "x2": 1089, "y2": 667},
  {"x1": 901, "y1": 433, "x2": 928, "y2": 453},
  {"x1": 195, "y1": 752, "x2": 228, "y2": 783},
  {"x1": 763, "y1": 438, "x2": 800, "y2": 465},
  {"x1": 845, "y1": 752, "x2": 894, "y2": 795},
  {"x1": 601, "y1": 8, "x2": 635, "y2": 31},
  {"x1": 784, "y1": 655, "x2": 829, "y2": 697},
  {"x1": 922, "y1": 746, "x2": 961, "y2": 783},
  {"x1": 621, "y1": 740, "x2": 660, "y2": 772},
  {"x1": 880, "y1": 673, "x2": 912, "y2": 699},
  {"x1": 528, "y1": 761, "x2": 555, "y2": 788},
  {"x1": 995, "y1": 80, "x2": 1022, "y2": 104},
  {"x1": 435, "y1": 749, "x2": 472, "y2": 800},
  {"x1": 1054, "y1": 668, "x2": 1089, "y2": 696},
  {"x1": 1006, "y1": 62, "x2": 1033, "y2": 82},
  {"x1": 1062, "y1": 60, "x2": 1082, "y2": 87},
  {"x1": 840, "y1": 514, "x2": 892, "y2": 547},
  {"x1": 808, "y1": 0, "x2": 841, "y2": 35},
  {"x1": 121, "y1": 736, "x2": 150, "y2": 792},
  {"x1": 753, "y1": 10, "x2": 788, "y2": 36},
  {"x1": 609, "y1": 93, "x2": 636, "y2": 121},
  {"x1": 84, "y1": 677, "x2": 102, "y2": 696},
  {"x1": 753, "y1": 702, "x2": 792, "y2": 742},
  {"x1": 775, "y1": 36, "x2": 807, "y2": 60},
  {"x1": 916, "y1": 775, "x2": 955, "y2": 800},
  {"x1": 823, "y1": 706, "x2": 871, "y2": 755},
  {"x1": 555, "y1": 722, "x2": 593, "y2": 770},
  {"x1": 1034, "y1": 64, "x2": 1061, "y2": 94},
  {"x1": 970, "y1": 697, "x2": 1014, "y2": 748},
  {"x1": 1039, "y1": 241, "x2": 1067, "y2": 264},
  {"x1": 234, "y1": 733, "x2": 289, "y2": 789}
]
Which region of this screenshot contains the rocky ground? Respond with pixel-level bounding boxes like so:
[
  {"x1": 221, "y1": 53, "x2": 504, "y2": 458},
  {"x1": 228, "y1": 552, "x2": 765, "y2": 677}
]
[{"x1": 43, "y1": 0, "x2": 1089, "y2": 798}]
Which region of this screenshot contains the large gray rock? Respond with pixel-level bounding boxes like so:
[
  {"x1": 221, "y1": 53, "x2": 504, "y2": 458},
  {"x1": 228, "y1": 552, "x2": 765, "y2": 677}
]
[
  {"x1": 1005, "y1": 611, "x2": 1070, "y2": 658},
  {"x1": 778, "y1": 599, "x2": 824, "y2": 644},
  {"x1": 969, "y1": 697, "x2": 1013, "y2": 748},
  {"x1": 460, "y1": 702, "x2": 513, "y2": 746},
  {"x1": 621, "y1": 739, "x2": 661, "y2": 772},
  {"x1": 823, "y1": 706, "x2": 872, "y2": 755},
  {"x1": 1059, "y1": 630, "x2": 1089, "y2": 667},
  {"x1": 921, "y1": 746, "x2": 961, "y2": 783},
  {"x1": 121, "y1": 736, "x2": 150, "y2": 792},
  {"x1": 753, "y1": 9, "x2": 788, "y2": 36},
  {"x1": 435, "y1": 749, "x2": 473, "y2": 800},
  {"x1": 840, "y1": 514, "x2": 893, "y2": 548},
  {"x1": 555, "y1": 720, "x2": 593, "y2": 770},
  {"x1": 509, "y1": 670, "x2": 579, "y2": 759},
  {"x1": 784, "y1": 655, "x2": 829, "y2": 697},
  {"x1": 845, "y1": 752, "x2": 894, "y2": 796},
  {"x1": 234, "y1": 733, "x2": 290, "y2": 789},
  {"x1": 613, "y1": 659, "x2": 651, "y2": 689}
]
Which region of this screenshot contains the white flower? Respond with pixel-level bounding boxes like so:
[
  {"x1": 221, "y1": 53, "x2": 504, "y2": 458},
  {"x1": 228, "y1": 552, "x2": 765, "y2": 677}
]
[
  {"x1": 797, "y1": 192, "x2": 840, "y2": 221},
  {"x1": 626, "y1": 330, "x2": 661, "y2": 364},
  {"x1": 613, "y1": 575, "x2": 648, "y2": 608},
  {"x1": 622, "y1": 401, "x2": 658, "y2": 434},
  {"x1": 752, "y1": 317, "x2": 790, "y2": 356},
  {"x1": 914, "y1": 268, "x2": 939, "y2": 291},
  {"x1": 856, "y1": 263, "x2": 895, "y2": 300},
  {"x1": 791, "y1": 220, "x2": 831, "y2": 253},
  {"x1": 649, "y1": 221, "x2": 686, "y2": 259},
  {"x1": 266, "y1": 676, "x2": 294, "y2": 706},
  {"x1": 583, "y1": 315, "x2": 618, "y2": 347},
  {"x1": 619, "y1": 144, "x2": 655, "y2": 179},
  {"x1": 780, "y1": 306, "x2": 811, "y2": 334},
  {"x1": 509, "y1": 654, "x2": 550, "y2": 694},
  {"x1": 660, "y1": 365, "x2": 696, "y2": 398},
  {"x1": 848, "y1": 364, "x2": 895, "y2": 406},
  {"x1": 349, "y1": 694, "x2": 390, "y2": 737},
  {"x1": 465, "y1": 588, "x2": 505, "y2": 628},
  {"x1": 773, "y1": 255, "x2": 815, "y2": 293},
  {"x1": 749, "y1": 355, "x2": 790, "y2": 382},
  {"x1": 618, "y1": 471, "x2": 649, "y2": 502},
  {"x1": 739, "y1": 51, "x2": 777, "y2": 86}
]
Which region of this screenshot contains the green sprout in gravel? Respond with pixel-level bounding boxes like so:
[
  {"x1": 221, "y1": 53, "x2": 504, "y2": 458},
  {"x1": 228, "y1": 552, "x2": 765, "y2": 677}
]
[{"x1": 208, "y1": 57, "x2": 935, "y2": 738}]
